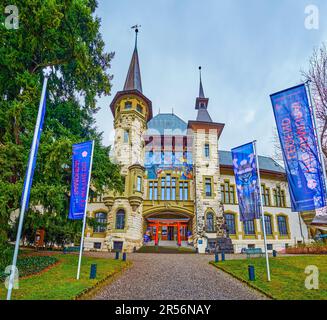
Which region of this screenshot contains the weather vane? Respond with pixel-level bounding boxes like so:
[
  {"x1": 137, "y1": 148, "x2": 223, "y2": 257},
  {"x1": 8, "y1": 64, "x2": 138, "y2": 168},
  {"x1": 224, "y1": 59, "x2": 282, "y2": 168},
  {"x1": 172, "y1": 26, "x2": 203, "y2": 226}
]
[{"x1": 131, "y1": 25, "x2": 141, "y2": 47}]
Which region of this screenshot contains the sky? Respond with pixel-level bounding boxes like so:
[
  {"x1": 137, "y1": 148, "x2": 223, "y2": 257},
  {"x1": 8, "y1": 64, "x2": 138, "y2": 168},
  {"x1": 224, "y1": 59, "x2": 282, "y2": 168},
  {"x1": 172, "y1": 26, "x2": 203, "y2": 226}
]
[{"x1": 94, "y1": 0, "x2": 327, "y2": 157}]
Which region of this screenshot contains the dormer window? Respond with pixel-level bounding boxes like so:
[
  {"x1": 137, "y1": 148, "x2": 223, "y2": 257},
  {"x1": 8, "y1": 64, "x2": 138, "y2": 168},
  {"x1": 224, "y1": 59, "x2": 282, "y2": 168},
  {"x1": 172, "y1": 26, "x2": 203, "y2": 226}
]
[
  {"x1": 136, "y1": 104, "x2": 143, "y2": 113},
  {"x1": 125, "y1": 101, "x2": 132, "y2": 110}
]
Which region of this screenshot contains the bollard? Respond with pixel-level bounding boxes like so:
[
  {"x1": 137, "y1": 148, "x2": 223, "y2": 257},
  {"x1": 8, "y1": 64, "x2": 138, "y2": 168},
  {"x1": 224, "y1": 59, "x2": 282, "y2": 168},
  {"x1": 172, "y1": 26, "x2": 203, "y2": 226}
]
[
  {"x1": 115, "y1": 251, "x2": 120, "y2": 260},
  {"x1": 221, "y1": 251, "x2": 225, "y2": 262},
  {"x1": 273, "y1": 250, "x2": 277, "y2": 258},
  {"x1": 248, "y1": 265, "x2": 255, "y2": 281},
  {"x1": 122, "y1": 252, "x2": 127, "y2": 261},
  {"x1": 90, "y1": 264, "x2": 97, "y2": 279},
  {"x1": 215, "y1": 253, "x2": 219, "y2": 263}
]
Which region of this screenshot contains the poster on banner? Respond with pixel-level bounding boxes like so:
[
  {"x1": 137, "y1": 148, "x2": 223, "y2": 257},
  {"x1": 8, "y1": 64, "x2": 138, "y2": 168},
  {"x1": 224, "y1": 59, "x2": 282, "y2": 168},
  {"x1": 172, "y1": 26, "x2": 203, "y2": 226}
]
[
  {"x1": 270, "y1": 84, "x2": 327, "y2": 213},
  {"x1": 231, "y1": 142, "x2": 261, "y2": 222},
  {"x1": 69, "y1": 141, "x2": 93, "y2": 220}
]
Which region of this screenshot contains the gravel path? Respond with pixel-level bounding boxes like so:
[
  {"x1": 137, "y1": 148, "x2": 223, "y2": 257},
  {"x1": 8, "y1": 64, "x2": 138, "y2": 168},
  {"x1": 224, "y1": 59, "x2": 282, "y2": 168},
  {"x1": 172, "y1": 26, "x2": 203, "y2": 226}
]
[{"x1": 91, "y1": 253, "x2": 268, "y2": 300}]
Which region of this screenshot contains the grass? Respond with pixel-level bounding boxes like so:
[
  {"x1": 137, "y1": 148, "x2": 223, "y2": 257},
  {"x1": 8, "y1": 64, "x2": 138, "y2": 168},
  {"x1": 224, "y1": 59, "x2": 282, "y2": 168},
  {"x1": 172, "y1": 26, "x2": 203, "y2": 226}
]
[
  {"x1": 137, "y1": 245, "x2": 196, "y2": 254},
  {"x1": 211, "y1": 255, "x2": 327, "y2": 300},
  {"x1": 0, "y1": 253, "x2": 130, "y2": 300}
]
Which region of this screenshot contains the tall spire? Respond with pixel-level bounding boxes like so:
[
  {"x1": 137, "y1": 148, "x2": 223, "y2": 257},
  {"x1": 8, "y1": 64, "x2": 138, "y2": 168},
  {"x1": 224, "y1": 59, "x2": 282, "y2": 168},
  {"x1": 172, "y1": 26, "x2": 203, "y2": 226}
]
[
  {"x1": 123, "y1": 25, "x2": 143, "y2": 93},
  {"x1": 199, "y1": 66, "x2": 205, "y2": 98},
  {"x1": 195, "y1": 66, "x2": 212, "y2": 122}
]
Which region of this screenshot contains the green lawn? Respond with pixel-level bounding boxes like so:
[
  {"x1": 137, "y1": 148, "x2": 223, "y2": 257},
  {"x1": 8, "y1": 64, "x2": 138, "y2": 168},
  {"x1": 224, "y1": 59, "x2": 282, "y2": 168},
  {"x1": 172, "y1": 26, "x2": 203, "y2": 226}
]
[
  {"x1": 211, "y1": 255, "x2": 327, "y2": 300},
  {"x1": 0, "y1": 254, "x2": 130, "y2": 300}
]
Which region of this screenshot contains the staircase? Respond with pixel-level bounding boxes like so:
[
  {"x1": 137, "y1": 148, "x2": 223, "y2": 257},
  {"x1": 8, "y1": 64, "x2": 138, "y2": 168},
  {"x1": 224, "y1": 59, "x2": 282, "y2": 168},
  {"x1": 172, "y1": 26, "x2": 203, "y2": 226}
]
[{"x1": 216, "y1": 237, "x2": 234, "y2": 254}]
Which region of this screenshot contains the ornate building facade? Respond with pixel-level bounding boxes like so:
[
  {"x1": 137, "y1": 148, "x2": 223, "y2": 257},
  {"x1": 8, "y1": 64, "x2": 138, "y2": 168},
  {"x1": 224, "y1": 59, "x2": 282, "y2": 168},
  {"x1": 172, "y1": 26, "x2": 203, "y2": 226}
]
[{"x1": 84, "y1": 32, "x2": 309, "y2": 254}]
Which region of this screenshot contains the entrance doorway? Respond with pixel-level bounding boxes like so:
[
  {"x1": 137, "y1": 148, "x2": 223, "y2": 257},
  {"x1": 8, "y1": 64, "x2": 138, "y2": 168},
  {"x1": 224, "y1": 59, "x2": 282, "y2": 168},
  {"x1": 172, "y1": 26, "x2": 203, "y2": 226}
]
[
  {"x1": 168, "y1": 226, "x2": 174, "y2": 241},
  {"x1": 147, "y1": 218, "x2": 191, "y2": 246}
]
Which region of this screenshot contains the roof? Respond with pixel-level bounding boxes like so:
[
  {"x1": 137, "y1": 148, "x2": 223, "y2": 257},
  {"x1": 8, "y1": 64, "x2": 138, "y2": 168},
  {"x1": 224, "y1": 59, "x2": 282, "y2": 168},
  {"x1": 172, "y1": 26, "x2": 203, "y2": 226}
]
[
  {"x1": 123, "y1": 47, "x2": 143, "y2": 92},
  {"x1": 196, "y1": 108, "x2": 212, "y2": 122},
  {"x1": 147, "y1": 113, "x2": 188, "y2": 135},
  {"x1": 219, "y1": 150, "x2": 285, "y2": 174}
]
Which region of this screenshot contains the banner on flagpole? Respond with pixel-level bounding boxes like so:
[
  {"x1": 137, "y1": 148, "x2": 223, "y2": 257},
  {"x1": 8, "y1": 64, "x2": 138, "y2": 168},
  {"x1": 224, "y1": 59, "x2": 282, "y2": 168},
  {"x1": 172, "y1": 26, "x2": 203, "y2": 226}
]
[
  {"x1": 69, "y1": 141, "x2": 93, "y2": 220},
  {"x1": 231, "y1": 142, "x2": 261, "y2": 221},
  {"x1": 271, "y1": 84, "x2": 327, "y2": 212}
]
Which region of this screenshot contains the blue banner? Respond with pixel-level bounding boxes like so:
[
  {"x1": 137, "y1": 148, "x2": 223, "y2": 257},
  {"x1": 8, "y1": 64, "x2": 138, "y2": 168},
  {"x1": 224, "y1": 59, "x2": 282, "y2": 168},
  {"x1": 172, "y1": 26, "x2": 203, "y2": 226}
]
[
  {"x1": 231, "y1": 142, "x2": 261, "y2": 221},
  {"x1": 69, "y1": 141, "x2": 93, "y2": 220},
  {"x1": 271, "y1": 84, "x2": 326, "y2": 212},
  {"x1": 21, "y1": 93, "x2": 47, "y2": 209}
]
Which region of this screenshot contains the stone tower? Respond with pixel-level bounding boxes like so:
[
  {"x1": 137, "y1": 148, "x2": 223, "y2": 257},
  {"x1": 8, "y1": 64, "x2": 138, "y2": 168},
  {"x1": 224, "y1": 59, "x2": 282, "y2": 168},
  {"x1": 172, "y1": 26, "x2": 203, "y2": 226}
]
[
  {"x1": 188, "y1": 67, "x2": 228, "y2": 253},
  {"x1": 105, "y1": 28, "x2": 153, "y2": 252}
]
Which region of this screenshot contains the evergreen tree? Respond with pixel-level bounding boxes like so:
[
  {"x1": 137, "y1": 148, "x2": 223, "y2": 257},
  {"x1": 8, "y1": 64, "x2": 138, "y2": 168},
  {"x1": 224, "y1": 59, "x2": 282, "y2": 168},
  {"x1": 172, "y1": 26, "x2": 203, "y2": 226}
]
[{"x1": 0, "y1": 0, "x2": 123, "y2": 247}]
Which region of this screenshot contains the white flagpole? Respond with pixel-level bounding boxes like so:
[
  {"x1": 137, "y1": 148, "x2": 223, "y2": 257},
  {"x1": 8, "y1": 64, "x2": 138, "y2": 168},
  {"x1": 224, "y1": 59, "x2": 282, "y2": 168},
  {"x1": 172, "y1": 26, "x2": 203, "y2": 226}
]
[
  {"x1": 76, "y1": 140, "x2": 95, "y2": 280},
  {"x1": 253, "y1": 140, "x2": 271, "y2": 282},
  {"x1": 7, "y1": 67, "x2": 51, "y2": 300},
  {"x1": 305, "y1": 82, "x2": 327, "y2": 199}
]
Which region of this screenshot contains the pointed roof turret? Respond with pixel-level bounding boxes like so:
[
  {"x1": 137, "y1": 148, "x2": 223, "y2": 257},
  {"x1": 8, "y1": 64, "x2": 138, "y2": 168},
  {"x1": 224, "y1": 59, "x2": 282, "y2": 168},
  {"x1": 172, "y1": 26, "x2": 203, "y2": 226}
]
[
  {"x1": 123, "y1": 26, "x2": 143, "y2": 92},
  {"x1": 195, "y1": 66, "x2": 212, "y2": 122},
  {"x1": 110, "y1": 26, "x2": 153, "y2": 121}
]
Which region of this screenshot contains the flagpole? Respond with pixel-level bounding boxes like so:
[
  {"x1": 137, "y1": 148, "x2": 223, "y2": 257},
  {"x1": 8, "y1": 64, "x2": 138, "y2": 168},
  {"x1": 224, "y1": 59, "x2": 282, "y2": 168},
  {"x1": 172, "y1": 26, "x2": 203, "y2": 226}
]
[
  {"x1": 305, "y1": 81, "x2": 327, "y2": 200},
  {"x1": 7, "y1": 67, "x2": 51, "y2": 300},
  {"x1": 253, "y1": 140, "x2": 271, "y2": 282},
  {"x1": 76, "y1": 140, "x2": 95, "y2": 280}
]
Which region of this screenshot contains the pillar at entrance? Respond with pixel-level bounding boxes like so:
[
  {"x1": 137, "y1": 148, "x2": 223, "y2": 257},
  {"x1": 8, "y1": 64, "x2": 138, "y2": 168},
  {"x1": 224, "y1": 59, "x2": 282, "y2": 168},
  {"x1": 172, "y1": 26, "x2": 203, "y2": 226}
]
[
  {"x1": 155, "y1": 223, "x2": 159, "y2": 246},
  {"x1": 177, "y1": 223, "x2": 181, "y2": 246}
]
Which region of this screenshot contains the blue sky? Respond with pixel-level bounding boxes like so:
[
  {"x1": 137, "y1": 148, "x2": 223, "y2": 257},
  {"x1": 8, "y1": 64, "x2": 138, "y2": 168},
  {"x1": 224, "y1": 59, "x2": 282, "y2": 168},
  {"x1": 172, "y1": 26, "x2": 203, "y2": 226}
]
[{"x1": 95, "y1": 0, "x2": 327, "y2": 157}]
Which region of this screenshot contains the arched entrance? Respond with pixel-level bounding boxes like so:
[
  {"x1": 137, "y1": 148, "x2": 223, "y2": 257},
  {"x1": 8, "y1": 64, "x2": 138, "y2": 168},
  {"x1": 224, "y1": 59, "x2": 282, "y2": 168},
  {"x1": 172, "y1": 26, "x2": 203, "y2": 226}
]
[{"x1": 144, "y1": 212, "x2": 192, "y2": 247}]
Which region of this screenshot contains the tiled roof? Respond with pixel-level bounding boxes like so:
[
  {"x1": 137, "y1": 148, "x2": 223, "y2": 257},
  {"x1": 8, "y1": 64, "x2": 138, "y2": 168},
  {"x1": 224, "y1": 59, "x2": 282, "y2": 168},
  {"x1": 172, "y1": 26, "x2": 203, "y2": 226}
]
[
  {"x1": 219, "y1": 150, "x2": 285, "y2": 174},
  {"x1": 147, "y1": 113, "x2": 188, "y2": 135}
]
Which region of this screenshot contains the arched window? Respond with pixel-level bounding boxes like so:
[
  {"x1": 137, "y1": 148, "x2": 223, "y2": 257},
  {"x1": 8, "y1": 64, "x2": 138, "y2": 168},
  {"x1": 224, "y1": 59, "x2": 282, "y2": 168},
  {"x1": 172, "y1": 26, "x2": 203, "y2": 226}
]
[
  {"x1": 116, "y1": 210, "x2": 125, "y2": 230},
  {"x1": 94, "y1": 212, "x2": 107, "y2": 233},
  {"x1": 277, "y1": 215, "x2": 288, "y2": 236},
  {"x1": 244, "y1": 220, "x2": 255, "y2": 235},
  {"x1": 206, "y1": 212, "x2": 215, "y2": 232},
  {"x1": 225, "y1": 213, "x2": 236, "y2": 235},
  {"x1": 264, "y1": 214, "x2": 273, "y2": 235}
]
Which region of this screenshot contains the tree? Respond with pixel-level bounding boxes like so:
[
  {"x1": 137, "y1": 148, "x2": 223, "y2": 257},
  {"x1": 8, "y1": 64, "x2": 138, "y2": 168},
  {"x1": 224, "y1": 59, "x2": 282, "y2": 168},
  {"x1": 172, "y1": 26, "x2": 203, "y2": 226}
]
[
  {"x1": 0, "y1": 1, "x2": 123, "y2": 247},
  {"x1": 303, "y1": 43, "x2": 327, "y2": 158}
]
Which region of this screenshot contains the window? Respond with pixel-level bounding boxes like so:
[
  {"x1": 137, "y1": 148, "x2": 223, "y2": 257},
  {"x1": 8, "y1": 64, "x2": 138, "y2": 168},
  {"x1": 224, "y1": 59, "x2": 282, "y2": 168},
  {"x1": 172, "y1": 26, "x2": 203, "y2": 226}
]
[
  {"x1": 136, "y1": 176, "x2": 142, "y2": 192},
  {"x1": 277, "y1": 216, "x2": 288, "y2": 236},
  {"x1": 264, "y1": 215, "x2": 273, "y2": 235},
  {"x1": 148, "y1": 181, "x2": 158, "y2": 200},
  {"x1": 116, "y1": 210, "x2": 125, "y2": 230},
  {"x1": 204, "y1": 144, "x2": 210, "y2": 158},
  {"x1": 205, "y1": 178, "x2": 212, "y2": 197},
  {"x1": 124, "y1": 130, "x2": 129, "y2": 143},
  {"x1": 206, "y1": 212, "x2": 215, "y2": 232},
  {"x1": 113, "y1": 241, "x2": 123, "y2": 252},
  {"x1": 94, "y1": 212, "x2": 107, "y2": 233},
  {"x1": 273, "y1": 186, "x2": 286, "y2": 207},
  {"x1": 136, "y1": 104, "x2": 143, "y2": 113},
  {"x1": 124, "y1": 101, "x2": 132, "y2": 110},
  {"x1": 244, "y1": 220, "x2": 255, "y2": 235},
  {"x1": 172, "y1": 177, "x2": 176, "y2": 200},
  {"x1": 267, "y1": 244, "x2": 273, "y2": 251},
  {"x1": 94, "y1": 242, "x2": 102, "y2": 249},
  {"x1": 261, "y1": 185, "x2": 271, "y2": 206},
  {"x1": 221, "y1": 181, "x2": 235, "y2": 204},
  {"x1": 225, "y1": 213, "x2": 236, "y2": 235},
  {"x1": 179, "y1": 181, "x2": 189, "y2": 200}
]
